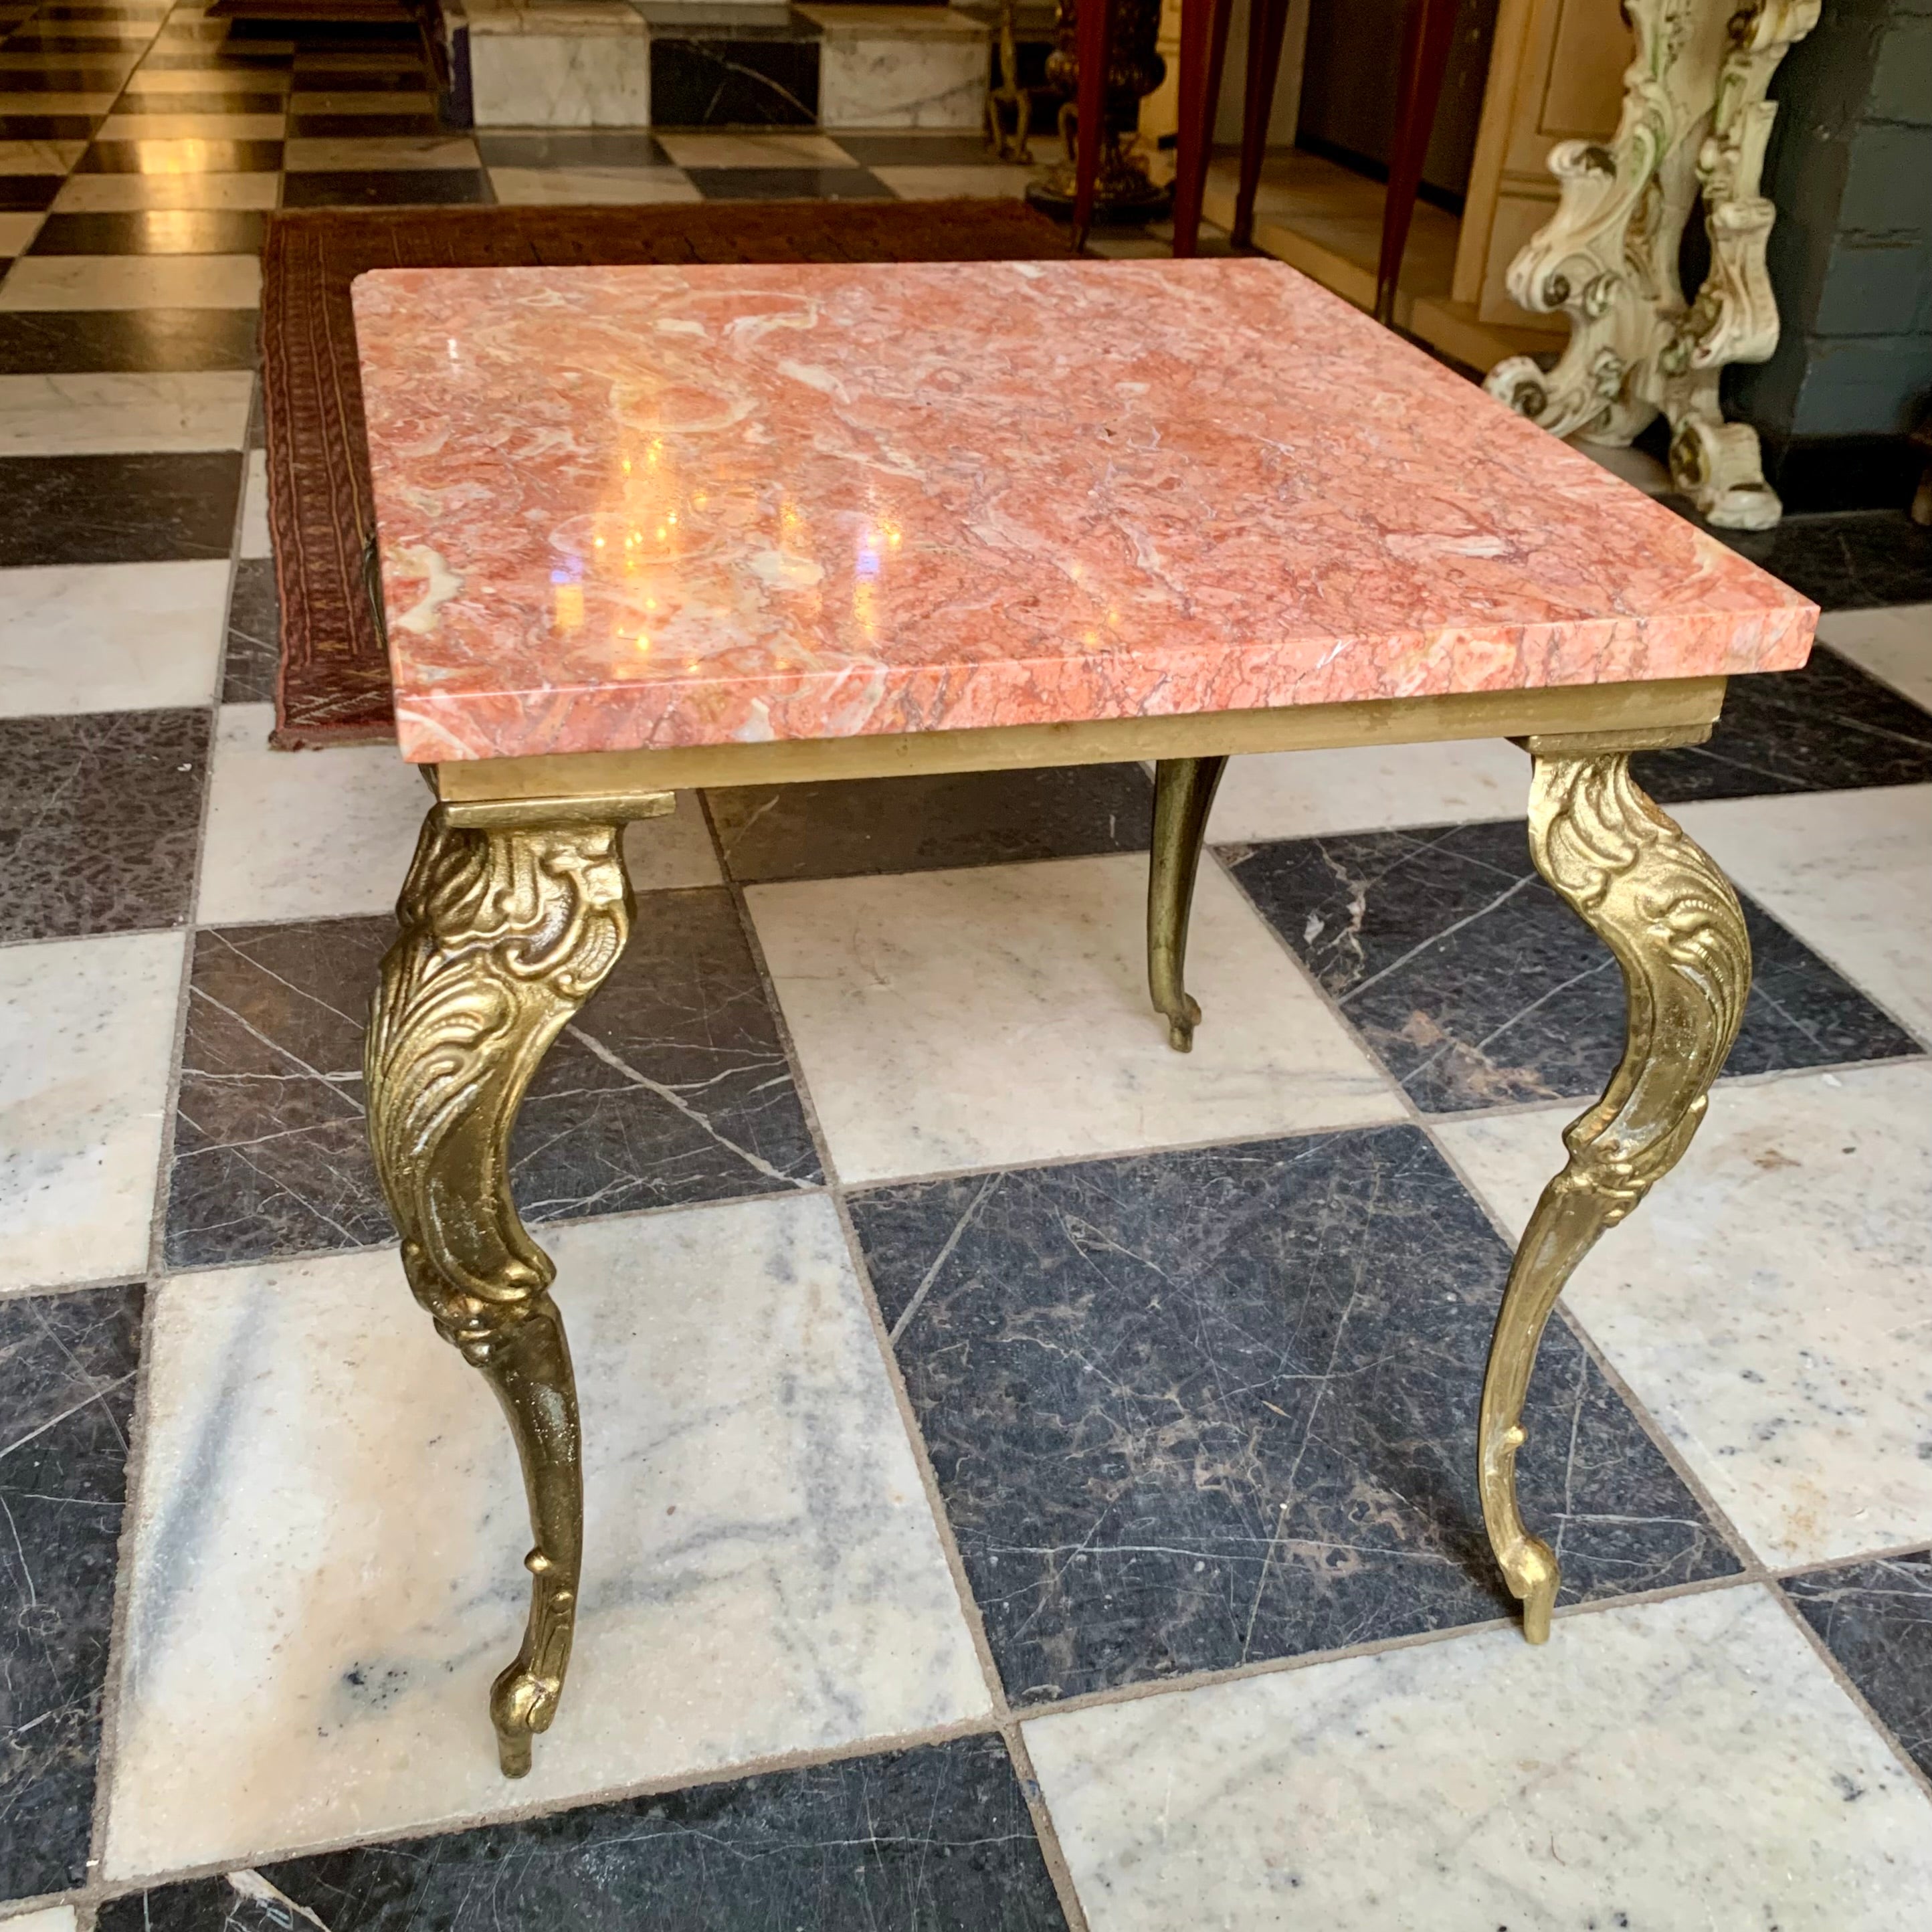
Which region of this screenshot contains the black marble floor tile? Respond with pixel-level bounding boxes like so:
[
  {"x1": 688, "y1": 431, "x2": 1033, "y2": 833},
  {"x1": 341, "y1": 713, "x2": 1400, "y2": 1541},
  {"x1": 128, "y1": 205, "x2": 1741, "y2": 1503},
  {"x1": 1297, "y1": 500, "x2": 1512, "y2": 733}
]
[
  {"x1": 0, "y1": 173, "x2": 61, "y2": 209},
  {"x1": 6, "y1": 31, "x2": 151, "y2": 50},
  {"x1": 0, "y1": 1282, "x2": 142, "y2": 1904},
  {"x1": 98, "y1": 1736, "x2": 1068, "y2": 1931},
  {"x1": 1712, "y1": 510, "x2": 1932, "y2": 611},
  {"x1": 475, "y1": 129, "x2": 672, "y2": 167},
  {"x1": 0, "y1": 450, "x2": 239, "y2": 564},
  {"x1": 651, "y1": 37, "x2": 817, "y2": 126},
  {"x1": 0, "y1": 306, "x2": 258, "y2": 371},
  {"x1": 76, "y1": 135, "x2": 284, "y2": 170},
  {"x1": 165, "y1": 887, "x2": 822, "y2": 1269},
  {"x1": 27, "y1": 207, "x2": 268, "y2": 252},
  {"x1": 852, "y1": 1127, "x2": 1736, "y2": 1703},
  {"x1": 286, "y1": 62, "x2": 424, "y2": 88},
  {"x1": 708, "y1": 763, "x2": 1154, "y2": 882},
  {"x1": 0, "y1": 111, "x2": 96, "y2": 136},
  {"x1": 1224, "y1": 819, "x2": 1923, "y2": 1114},
  {"x1": 286, "y1": 108, "x2": 439, "y2": 136},
  {"x1": 0, "y1": 706, "x2": 207, "y2": 942},
  {"x1": 1633, "y1": 644, "x2": 1932, "y2": 802},
  {"x1": 1783, "y1": 1552, "x2": 1932, "y2": 1781},
  {"x1": 280, "y1": 166, "x2": 489, "y2": 205},
  {"x1": 834, "y1": 132, "x2": 1022, "y2": 167},
  {"x1": 222, "y1": 551, "x2": 278, "y2": 703},
  {"x1": 688, "y1": 165, "x2": 889, "y2": 199},
  {"x1": 0, "y1": 65, "x2": 134, "y2": 90}
]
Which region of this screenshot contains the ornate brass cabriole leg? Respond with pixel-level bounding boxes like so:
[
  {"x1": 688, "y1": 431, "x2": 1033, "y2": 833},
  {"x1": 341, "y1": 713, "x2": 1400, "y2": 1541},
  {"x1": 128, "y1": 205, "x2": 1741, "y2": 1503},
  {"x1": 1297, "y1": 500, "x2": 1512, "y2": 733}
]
[
  {"x1": 1478, "y1": 747, "x2": 1749, "y2": 1642},
  {"x1": 365, "y1": 804, "x2": 638, "y2": 1776},
  {"x1": 1147, "y1": 755, "x2": 1227, "y2": 1052}
]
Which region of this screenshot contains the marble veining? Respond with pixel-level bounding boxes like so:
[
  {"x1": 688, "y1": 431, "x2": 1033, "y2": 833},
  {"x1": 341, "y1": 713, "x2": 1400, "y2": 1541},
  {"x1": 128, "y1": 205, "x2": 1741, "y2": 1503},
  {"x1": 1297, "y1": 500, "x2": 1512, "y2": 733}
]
[
  {"x1": 1024, "y1": 1588, "x2": 1932, "y2": 1929},
  {"x1": 849, "y1": 1125, "x2": 1735, "y2": 1703},
  {"x1": 99, "y1": 1738, "x2": 1066, "y2": 1930},
  {"x1": 1226, "y1": 817, "x2": 1923, "y2": 1112},
  {"x1": 350, "y1": 260, "x2": 1816, "y2": 763},
  {"x1": 166, "y1": 892, "x2": 819, "y2": 1269},
  {"x1": 1783, "y1": 1551, "x2": 1932, "y2": 1781},
  {"x1": 1440, "y1": 1062, "x2": 1932, "y2": 1570},
  {"x1": 104, "y1": 1199, "x2": 987, "y2": 1876},
  {"x1": 0, "y1": 1283, "x2": 142, "y2": 1903}
]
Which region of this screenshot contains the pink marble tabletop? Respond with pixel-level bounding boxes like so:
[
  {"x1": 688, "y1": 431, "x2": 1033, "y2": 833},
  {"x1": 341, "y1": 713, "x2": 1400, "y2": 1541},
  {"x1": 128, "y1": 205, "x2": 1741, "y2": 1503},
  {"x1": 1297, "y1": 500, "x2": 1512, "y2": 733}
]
[{"x1": 351, "y1": 258, "x2": 1816, "y2": 764}]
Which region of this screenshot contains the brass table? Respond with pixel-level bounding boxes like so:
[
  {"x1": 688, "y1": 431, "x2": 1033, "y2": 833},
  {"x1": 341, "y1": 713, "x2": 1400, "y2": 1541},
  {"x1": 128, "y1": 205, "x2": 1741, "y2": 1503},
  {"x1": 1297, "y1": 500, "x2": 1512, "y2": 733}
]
[{"x1": 351, "y1": 254, "x2": 1816, "y2": 1776}]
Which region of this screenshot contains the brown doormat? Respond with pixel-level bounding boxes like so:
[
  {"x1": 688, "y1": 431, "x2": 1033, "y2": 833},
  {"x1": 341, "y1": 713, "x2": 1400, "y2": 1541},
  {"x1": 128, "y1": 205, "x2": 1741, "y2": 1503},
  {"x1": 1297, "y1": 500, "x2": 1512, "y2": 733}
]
[{"x1": 262, "y1": 199, "x2": 1076, "y2": 748}]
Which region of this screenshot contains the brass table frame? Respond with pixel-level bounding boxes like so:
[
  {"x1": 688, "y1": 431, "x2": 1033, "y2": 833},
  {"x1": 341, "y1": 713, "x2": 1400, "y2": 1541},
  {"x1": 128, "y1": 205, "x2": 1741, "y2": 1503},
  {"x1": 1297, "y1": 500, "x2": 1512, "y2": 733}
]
[{"x1": 366, "y1": 672, "x2": 1748, "y2": 1776}]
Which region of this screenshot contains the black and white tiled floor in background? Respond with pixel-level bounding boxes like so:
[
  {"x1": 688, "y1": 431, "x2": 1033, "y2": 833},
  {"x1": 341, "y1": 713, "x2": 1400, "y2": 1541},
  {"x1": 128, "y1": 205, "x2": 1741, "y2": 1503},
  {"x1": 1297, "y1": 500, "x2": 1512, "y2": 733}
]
[{"x1": 3, "y1": 2, "x2": 1931, "y2": 1925}]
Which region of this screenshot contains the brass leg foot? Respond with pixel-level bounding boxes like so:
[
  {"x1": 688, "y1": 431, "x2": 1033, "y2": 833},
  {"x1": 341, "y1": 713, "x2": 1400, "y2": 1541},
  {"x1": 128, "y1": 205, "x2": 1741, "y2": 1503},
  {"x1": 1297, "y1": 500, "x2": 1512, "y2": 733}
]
[
  {"x1": 1479, "y1": 749, "x2": 1749, "y2": 1642},
  {"x1": 1148, "y1": 756, "x2": 1227, "y2": 1052},
  {"x1": 367, "y1": 807, "x2": 634, "y2": 1775}
]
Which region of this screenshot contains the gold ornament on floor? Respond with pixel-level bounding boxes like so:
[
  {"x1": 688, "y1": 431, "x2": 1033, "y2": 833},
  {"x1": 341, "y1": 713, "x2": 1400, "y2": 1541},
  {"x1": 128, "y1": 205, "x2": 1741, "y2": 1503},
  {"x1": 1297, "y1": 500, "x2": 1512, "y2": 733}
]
[
  {"x1": 366, "y1": 808, "x2": 638, "y2": 1776},
  {"x1": 1027, "y1": 0, "x2": 1172, "y2": 223},
  {"x1": 1478, "y1": 747, "x2": 1751, "y2": 1641}
]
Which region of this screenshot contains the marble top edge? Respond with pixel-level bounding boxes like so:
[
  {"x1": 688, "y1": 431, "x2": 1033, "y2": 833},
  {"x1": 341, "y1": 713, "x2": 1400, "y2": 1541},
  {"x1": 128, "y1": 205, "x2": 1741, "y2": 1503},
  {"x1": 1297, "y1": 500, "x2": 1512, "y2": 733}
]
[{"x1": 351, "y1": 257, "x2": 1816, "y2": 765}]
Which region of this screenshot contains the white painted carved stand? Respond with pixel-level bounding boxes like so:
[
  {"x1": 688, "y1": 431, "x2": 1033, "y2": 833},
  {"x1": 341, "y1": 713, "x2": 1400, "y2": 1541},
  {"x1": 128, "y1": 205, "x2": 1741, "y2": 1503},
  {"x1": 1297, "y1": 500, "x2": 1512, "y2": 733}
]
[{"x1": 1486, "y1": 0, "x2": 1820, "y2": 530}]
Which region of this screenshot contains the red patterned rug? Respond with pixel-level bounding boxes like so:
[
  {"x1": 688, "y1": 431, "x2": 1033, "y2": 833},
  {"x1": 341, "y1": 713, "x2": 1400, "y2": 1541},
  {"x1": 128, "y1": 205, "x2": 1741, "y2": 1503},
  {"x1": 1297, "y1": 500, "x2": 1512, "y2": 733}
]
[{"x1": 261, "y1": 199, "x2": 1076, "y2": 747}]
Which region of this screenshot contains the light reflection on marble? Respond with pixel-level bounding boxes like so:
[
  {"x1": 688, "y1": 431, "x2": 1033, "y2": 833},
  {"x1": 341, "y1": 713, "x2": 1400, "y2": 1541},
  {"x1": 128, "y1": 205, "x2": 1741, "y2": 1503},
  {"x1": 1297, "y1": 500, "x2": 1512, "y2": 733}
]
[
  {"x1": 0, "y1": 252, "x2": 262, "y2": 312},
  {"x1": 102, "y1": 1194, "x2": 987, "y2": 1877},
  {"x1": 1024, "y1": 1589, "x2": 1932, "y2": 1930},
  {"x1": 0, "y1": 931, "x2": 182, "y2": 1295},
  {"x1": 351, "y1": 259, "x2": 1816, "y2": 764},
  {"x1": 1438, "y1": 1062, "x2": 1932, "y2": 1569},
  {"x1": 745, "y1": 852, "x2": 1402, "y2": 1183}
]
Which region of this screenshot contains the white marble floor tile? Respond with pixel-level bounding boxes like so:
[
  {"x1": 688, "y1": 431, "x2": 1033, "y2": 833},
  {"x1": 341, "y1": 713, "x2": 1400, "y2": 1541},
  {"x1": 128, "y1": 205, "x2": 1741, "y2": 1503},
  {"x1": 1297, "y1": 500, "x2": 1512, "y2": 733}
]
[
  {"x1": 0, "y1": 210, "x2": 42, "y2": 257},
  {"x1": 0, "y1": 931, "x2": 183, "y2": 1296},
  {"x1": 1208, "y1": 739, "x2": 1531, "y2": 842},
  {"x1": 238, "y1": 444, "x2": 269, "y2": 557},
  {"x1": 1674, "y1": 785, "x2": 1932, "y2": 1046},
  {"x1": 0, "y1": 1909, "x2": 80, "y2": 1932},
  {"x1": 0, "y1": 54, "x2": 132, "y2": 76},
  {"x1": 95, "y1": 110, "x2": 286, "y2": 139},
  {"x1": 103, "y1": 1194, "x2": 987, "y2": 1876},
  {"x1": 747, "y1": 853, "x2": 1402, "y2": 1184},
  {"x1": 655, "y1": 131, "x2": 854, "y2": 167},
  {"x1": 1026, "y1": 1588, "x2": 1932, "y2": 1931},
  {"x1": 0, "y1": 252, "x2": 260, "y2": 312},
  {"x1": 0, "y1": 560, "x2": 225, "y2": 714},
  {"x1": 197, "y1": 704, "x2": 428, "y2": 925},
  {"x1": 872, "y1": 164, "x2": 1036, "y2": 199},
  {"x1": 487, "y1": 165, "x2": 700, "y2": 205},
  {"x1": 0, "y1": 140, "x2": 85, "y2": 174},
  {"x1": 52, "y1": 170, "x2": 280, "y2": 211},
  {"x1": 0, "y1": 369, "x2": 252, "y2": 455},
  {"x1": 122, "y1": 68, "x2": 292, "y2": 94},
  {"x1": 1438, "y1": 1061, "x2": 1932, "y2": 1569},
  {"x1": 1818, "y1": 601, "x2": 1932, "y2": 708},
  {"x1": 282, "y1": 134, "x2": 479, "y2": 171},
  {"x1": 625, "y1": 790, "x2": 723, "y2": 890}
]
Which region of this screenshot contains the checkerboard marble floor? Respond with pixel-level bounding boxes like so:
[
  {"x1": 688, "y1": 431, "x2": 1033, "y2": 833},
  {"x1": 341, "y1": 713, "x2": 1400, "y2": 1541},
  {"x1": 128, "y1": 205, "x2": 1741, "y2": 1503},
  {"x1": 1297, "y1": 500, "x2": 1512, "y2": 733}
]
[{"x1": 5, "y1": 2, "x2": 1932, "y2": 1926}]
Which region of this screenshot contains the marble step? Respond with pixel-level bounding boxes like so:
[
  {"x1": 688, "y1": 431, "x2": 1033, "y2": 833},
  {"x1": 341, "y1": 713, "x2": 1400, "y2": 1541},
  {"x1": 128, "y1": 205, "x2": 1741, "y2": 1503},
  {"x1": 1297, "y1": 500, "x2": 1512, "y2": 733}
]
[{"x1": 446, "y1": 0, "x2": 1012, "y2": 131}]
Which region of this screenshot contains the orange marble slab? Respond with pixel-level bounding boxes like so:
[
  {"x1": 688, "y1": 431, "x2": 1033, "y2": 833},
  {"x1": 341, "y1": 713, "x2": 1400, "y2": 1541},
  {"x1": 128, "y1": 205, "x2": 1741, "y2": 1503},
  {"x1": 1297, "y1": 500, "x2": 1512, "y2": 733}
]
[{"x1": 351, "y1": 258, "x2": 1816, "y2": 764}]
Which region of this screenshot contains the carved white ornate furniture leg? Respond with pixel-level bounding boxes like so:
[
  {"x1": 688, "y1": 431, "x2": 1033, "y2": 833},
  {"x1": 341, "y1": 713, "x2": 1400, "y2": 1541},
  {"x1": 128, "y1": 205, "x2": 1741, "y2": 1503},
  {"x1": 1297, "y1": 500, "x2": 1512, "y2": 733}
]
[
  {"x1": 1477, "y1": 738, "x2": 1750, "y2": 1640},
  {"x1": 1484, "y1": 0, "x2": 1820, "y2": 530}
]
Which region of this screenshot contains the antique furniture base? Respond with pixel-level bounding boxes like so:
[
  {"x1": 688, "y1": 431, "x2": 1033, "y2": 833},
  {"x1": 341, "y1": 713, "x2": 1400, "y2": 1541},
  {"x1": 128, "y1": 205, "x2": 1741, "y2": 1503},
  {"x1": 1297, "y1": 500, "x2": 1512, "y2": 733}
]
[{"x1": 369, "y1": 673, "x2": 1747, "y2": 1775}]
